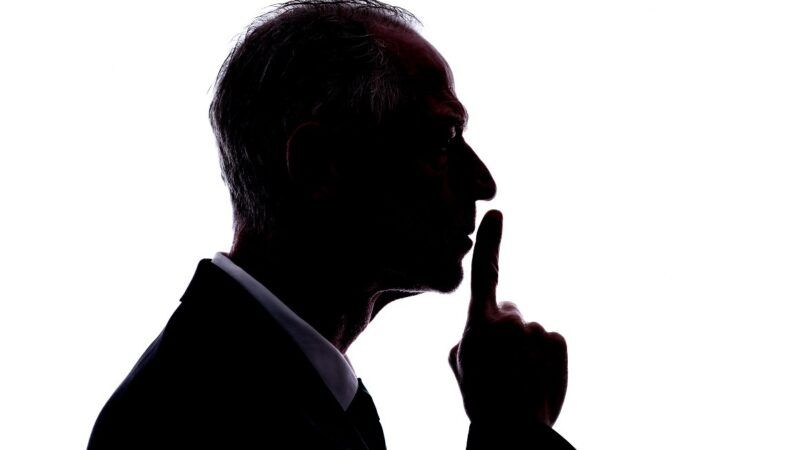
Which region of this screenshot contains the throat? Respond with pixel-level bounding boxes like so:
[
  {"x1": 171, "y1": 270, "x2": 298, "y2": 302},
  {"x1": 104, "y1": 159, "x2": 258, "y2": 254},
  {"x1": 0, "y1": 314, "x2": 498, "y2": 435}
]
[{"x1": 227, "y1": 248, "x2": 376, "y2": 353}]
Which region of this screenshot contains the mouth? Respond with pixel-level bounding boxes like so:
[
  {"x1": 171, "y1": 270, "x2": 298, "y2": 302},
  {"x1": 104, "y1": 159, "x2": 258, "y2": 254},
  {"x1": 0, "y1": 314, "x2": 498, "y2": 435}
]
[
  {"x1": 457, "y1": 235, "x2": 474, "y2": 253},
  {"x1": 456, "y1": 223, "x2": 476, "y2": 237}
]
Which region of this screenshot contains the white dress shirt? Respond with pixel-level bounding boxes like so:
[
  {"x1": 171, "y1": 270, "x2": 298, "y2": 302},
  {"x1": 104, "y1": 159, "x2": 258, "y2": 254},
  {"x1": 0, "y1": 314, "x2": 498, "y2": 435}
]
[{"x1": 211, "y1": 252, "x2": 359, "y2": 410}]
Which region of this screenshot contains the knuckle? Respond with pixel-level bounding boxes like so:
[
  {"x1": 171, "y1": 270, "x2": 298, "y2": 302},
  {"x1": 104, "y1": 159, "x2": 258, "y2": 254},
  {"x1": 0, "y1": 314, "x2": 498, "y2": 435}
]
[
  {"x1": 492, "y1": 314, "x2": 525, "y2": 329},
  {"x1": 546, "y1": 332, "x2": 568, "y2": 359},
  {"x1": 485, "y1": 316, "x2": 526, "y2": 341},
  {"x1": 525, "y1": 322, "x2": 546, "y2": 336},
  {"x1": 492, "y1": 303, "x2": 524, "y2": 325},
  {"x1": 448, "y1": 344, "x2": 460, "y2": 370},
  {"x1": 547, "y1": 331, "x2": 567, "y2": 346},
  {"x1": 449, "y1": 343, "x2": 460, "y2": 359},
  {"x1": 498, "y1": 301, "x2": 521, "y2": 314}
]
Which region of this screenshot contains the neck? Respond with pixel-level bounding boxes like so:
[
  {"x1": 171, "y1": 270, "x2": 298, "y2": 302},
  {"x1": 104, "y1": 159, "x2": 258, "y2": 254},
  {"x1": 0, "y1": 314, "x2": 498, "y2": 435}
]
[{"x1": 228, "y1": 233, "x2": 413, "y2": 353}]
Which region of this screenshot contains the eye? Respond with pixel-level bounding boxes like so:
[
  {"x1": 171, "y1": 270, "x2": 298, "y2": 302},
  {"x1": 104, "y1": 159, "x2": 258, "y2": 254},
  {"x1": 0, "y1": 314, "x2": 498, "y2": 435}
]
[
  {"x1": 429, "y1": 128, "x2": 458, "y2": 169},
  {"x1": 436, "y1": 127, "x2": 458, "y2": 152}
]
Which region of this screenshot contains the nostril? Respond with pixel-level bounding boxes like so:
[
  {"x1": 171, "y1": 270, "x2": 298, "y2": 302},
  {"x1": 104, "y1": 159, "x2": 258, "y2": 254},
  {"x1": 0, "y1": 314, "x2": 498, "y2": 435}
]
[
  {"x1": 481, "y1": 176, "x2": 497, "y2": 200},
  {"x1": 475, "y1": 168, "x2": 497, "y2": 200}
]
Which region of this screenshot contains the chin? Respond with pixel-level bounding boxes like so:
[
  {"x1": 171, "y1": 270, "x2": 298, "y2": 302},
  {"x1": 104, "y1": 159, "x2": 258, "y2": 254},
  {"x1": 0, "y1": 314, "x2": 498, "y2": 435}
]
[
  {"x1": 423, "y1": 259, "x2": 465, "y2": 294},
  {"x1": 384, "y1": 236, "x2": 469, "y2": 293}
]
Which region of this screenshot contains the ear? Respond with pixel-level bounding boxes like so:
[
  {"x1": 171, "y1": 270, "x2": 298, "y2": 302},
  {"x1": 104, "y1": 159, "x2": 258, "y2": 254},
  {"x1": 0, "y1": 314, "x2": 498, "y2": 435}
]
[{"x1": 285, "y1": 122, "x2": 341, "y2": 201}]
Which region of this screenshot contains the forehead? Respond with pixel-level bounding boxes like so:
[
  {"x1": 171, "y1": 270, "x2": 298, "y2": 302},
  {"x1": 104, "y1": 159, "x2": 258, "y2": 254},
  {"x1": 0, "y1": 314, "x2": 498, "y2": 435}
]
[{"x1": 370, "y1": 24, "x2": 467, "y2": 127}]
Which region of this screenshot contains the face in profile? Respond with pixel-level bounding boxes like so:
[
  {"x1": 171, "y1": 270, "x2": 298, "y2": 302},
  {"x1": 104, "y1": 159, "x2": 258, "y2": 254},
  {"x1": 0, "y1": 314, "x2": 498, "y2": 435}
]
[{"x1": 331, "y1": 27, "x2": 497, "y2": 295}]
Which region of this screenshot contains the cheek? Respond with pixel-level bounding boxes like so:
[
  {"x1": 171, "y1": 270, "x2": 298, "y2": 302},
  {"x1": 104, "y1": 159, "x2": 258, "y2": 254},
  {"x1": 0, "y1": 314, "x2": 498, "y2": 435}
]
[
  {"x1": 409, "y1": 159, "x2": 456, "y2": 203},
  {"x1": 352, "y1": 160, "x2": 457, "y2": 235}
]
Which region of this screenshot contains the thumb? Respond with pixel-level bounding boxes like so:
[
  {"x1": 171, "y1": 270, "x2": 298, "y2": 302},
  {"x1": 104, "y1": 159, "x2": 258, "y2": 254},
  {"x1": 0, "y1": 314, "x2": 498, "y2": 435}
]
[
  {"x1": 468, "y1": 209, "x2": 503, "y2": 323},
  {"x1": 448, "y1": 343, "x2": 460, "y2": 376}
]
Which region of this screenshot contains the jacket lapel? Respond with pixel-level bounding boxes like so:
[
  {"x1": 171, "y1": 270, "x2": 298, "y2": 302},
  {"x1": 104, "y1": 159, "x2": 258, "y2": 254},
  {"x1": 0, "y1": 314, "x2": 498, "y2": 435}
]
[{"x1": 180, "y1": 260, "x2": 370, "y2": 450}]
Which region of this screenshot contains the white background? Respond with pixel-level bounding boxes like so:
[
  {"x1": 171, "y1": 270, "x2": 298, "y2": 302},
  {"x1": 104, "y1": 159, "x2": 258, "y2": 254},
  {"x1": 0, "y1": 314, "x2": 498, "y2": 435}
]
[{"x1": 1, "y1": 1, "x2": 799, "y2": 449}]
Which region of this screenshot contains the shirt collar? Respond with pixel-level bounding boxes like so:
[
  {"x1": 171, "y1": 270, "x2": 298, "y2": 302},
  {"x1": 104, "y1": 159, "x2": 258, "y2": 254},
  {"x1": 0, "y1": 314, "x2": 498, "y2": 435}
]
[{"x1": 211, "y1": 252, "x2": 359, "y2": 410}]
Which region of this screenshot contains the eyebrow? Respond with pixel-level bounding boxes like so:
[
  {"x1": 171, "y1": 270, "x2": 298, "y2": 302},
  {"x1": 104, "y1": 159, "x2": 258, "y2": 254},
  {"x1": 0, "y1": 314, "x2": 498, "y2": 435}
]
[
  {"x1": 435, "y1": 101, "x2": 468, "y2": 130},
  {"x1": 426, "y1": 114, "x2": 466, "y2": 135}
]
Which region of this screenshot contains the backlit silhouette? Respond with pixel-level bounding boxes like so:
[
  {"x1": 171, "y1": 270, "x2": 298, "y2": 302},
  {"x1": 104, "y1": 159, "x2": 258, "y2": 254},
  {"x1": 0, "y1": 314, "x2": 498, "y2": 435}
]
[{"x1": 88, "y1": 1, "x2": 574, "y2": 448}]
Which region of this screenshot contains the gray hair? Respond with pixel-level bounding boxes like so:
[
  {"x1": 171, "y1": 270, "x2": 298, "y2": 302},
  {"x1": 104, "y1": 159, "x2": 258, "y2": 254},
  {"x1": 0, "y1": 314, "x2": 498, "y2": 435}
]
[{"x1": 209, "y1": 0, "x2": 420, "y2": 235}]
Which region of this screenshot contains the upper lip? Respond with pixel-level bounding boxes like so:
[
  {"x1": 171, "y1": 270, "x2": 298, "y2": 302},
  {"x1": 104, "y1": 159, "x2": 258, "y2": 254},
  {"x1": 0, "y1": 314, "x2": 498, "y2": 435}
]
[
  {"x1": 456, "y1": 207, "x2": 476, "y2": 235},
  {"x1": 461, "y1": 224, "x2": 475, "y2": 236}
]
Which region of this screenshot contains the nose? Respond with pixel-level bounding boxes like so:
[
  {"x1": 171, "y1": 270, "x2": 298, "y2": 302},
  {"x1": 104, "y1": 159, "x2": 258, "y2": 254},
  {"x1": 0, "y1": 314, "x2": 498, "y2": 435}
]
[{"x1": 463, "y1": 144, "x2": 497, "y2": 201}]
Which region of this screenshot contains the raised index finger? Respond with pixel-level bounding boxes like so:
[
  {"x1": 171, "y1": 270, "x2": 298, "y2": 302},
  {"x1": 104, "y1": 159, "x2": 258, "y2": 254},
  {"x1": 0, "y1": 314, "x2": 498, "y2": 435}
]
[{"x1": 469, "y1": 209, "x2": 503, "y2": 323}]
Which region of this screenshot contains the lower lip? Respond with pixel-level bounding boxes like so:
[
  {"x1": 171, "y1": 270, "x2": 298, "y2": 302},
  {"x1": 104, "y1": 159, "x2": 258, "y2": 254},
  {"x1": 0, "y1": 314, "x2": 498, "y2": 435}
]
[{"x1": 459, "y1": 236, "x2": 473, "y2": 252}]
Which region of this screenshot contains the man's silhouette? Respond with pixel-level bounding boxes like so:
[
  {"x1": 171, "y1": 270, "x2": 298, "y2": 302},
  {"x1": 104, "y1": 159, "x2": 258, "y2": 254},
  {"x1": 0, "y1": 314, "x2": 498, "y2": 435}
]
[{"x1": 88, "y1": 1, "x2": 573, "y2": 448}]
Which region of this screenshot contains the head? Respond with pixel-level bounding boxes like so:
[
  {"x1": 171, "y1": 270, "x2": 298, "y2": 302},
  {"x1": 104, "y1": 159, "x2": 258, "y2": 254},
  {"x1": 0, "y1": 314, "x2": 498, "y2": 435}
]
[{"x1": 210, "y1": 0, "x2": 496, "y2": 295}]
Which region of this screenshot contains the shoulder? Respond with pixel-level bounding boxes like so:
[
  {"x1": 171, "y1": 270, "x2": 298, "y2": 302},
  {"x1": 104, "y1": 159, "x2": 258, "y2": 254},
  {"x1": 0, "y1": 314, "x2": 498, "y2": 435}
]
[{"x1": 87, "y1": 261, "x2": 322, "y2": 449}]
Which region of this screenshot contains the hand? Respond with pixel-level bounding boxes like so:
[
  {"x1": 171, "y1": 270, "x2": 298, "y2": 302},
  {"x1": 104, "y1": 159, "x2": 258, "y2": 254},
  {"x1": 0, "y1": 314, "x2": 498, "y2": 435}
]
[{"x1": 449, "y1": 210, "x2": 568, "y2": 427}]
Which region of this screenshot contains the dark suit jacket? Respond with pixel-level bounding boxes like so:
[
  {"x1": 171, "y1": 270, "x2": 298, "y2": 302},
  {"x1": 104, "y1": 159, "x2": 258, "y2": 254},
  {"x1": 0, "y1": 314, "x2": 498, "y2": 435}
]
[{"x1": 88, "y1": 260, "x2": 574, "y2": 450}]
